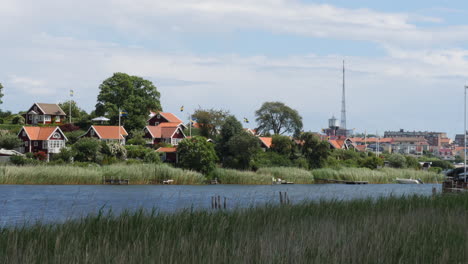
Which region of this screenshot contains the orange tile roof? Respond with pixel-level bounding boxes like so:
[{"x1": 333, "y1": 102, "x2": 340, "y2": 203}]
[
  {"x1": 146, "y1": 125, "x2": 181, "y2": 138},
  {"x1": 92, "y1": 126, "x2": 128, "y2": 140},
  {"x1": 150, "y1": 111, "x2": 183, "y2": 124},
  {"x1": 356, "y1": 145, "x2": 367, "y2": 151},
  {"x1": 23, "y1": 127, "x2": 58, "y2": 140},
  {"x1": 259, "y1": 137, "x2": 272, "y2": 148},
  {"x1": 156, "y1": 147, "x2": 177, "y2": 153},
  {"x1": 329, "y1": 139, "x2": 344, "y2": 149},
  {"x1": 349, "y1": 137, "x2": 393, "y2": 143}
]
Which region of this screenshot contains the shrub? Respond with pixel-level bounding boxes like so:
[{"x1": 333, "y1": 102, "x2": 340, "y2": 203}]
[
  {"x1": 0, "y1": 131, "x2": 22, "y2": 149},
  {"x1": 143, "y1": 151, "x2": 161, "y2": 164},
  {"x1": 177, "y1": 136, "x2": 218, "y2": 174},
  {"x1": 386, "y1": 154, "x2": 407, "y2": 168},
  {"x1": 33, "y1": 151, "x2": 47, "y2": 161},
  {"x1": 64, "y1": 130, "x2": 85, "y2": 145},
  {"x1": 252, "y1": 151, "x2": 292, "y2": 169},
  {"x1": 10, "y1": 155, "x2": 26, "y2": 166},
  {"x1": 72, "y1": 138, "x2": 102, "y2": 162},
  {"x1": 11, "y1": 115, "x2": 25, "y2": 125}
]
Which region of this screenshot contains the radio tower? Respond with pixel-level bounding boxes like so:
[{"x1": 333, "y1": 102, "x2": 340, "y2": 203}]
[{"x1": 340, "y1": 60, "x2": 347, "y2": 130}]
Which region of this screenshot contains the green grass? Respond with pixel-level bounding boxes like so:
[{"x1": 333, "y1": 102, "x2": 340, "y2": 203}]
[
  {"x1": 213, "y1": 167, "x2": 314, "y2": 184},
  {"x1": 0, "y1": 164, "x2": 205, "y2": 185},
  {"x1": 1, "y1": 193, "x2": 467, "y2": 263},
  {"x1": 312, "y1": 167, "x2": 443, "y2": 183}
]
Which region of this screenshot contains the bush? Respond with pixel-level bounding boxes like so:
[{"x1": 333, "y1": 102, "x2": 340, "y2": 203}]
[
  {"x1": 33, "y1": 151, "x2": 47, "y2": 161},
  {"x1": 72, "y1": 138, "x2": 102, "y2": 162},
  {"x1": 252, "y1": 151, "x2": 292, "y2": 169},
  {"x1": 177, "y1": 136, "x2": 218, "y2": 174},
  {"x1": 10, "y1": 155, "x2": 26, "y2": 166},
  {"x1": 386, "y1": 154, "x2": 407, "y2": 168},
  {"x1": 64, "y1": 130, "x2": 85, "y2": 145},
  {"x1": 125, "y1": 145, "x2": 149, "y2": 159},
  {"x1": 143, "y1": 151, "x2": 161, "y2": 164},
  {"x1": 51, "y1": 147, "x2": 74, "y2": 163},
  {"x1": 359, "y1": 156, "x2": 384, "y2": 170},
  {"x1": 428, "y1": 167, "x2": 443, "y2": 174},
  {"x1": 0, "y1": 131, "x2": 22, "y2": 149},
  {"x1": 11, "y1": 115, "x2": 25, "y2": 125}
]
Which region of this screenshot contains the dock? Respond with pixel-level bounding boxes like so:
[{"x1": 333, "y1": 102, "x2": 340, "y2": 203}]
[{"x1": 315, "y1": 178, "x2": 368, "y2": 185}]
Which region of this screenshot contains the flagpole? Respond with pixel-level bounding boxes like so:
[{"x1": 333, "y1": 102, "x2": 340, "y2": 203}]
[{"x1": 118, "y1": 107, "x2": 121, "y2": 145}]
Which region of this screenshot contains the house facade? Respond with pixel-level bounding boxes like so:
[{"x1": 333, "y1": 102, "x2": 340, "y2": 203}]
[
  {"x1": 82, "y1": 126, "x2": 128, "y2": 145},
  {"x1": 156, "y1": 147, "x2": 178, "y2": 163},
  {"x1": 24, "y1": 103, "x2": 67, "y2": 125},
  {"x1": 144, "y1": 123, "x2": 186, "y2": 146},
  {"x1": 17, "y1": 126, "x2": 68, "y2": 155}
]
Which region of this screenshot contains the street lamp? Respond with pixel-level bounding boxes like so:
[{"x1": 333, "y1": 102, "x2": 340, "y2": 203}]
[{"x1": 465, "y1": 85, "x2": 468, "y2": 182}]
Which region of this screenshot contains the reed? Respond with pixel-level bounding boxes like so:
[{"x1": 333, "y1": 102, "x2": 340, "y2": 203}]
[
  {"x1": 0, "y1": 193, "x2": 466, "y2": 263},
  {"x1": 256, "y1": 167, "x2": 314, "y2": 183},
  {"x1": 312, "y1": 167, "x2": 443, "y2": 183},
  {"x1": 0, "y1": 164, "x2": 205, "y2": 185},
  {"x1": 213, "y1": 167, "x2": 314, "y2": 184}
]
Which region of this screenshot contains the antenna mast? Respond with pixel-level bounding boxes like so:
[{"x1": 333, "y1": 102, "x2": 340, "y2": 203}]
[{"x1": 340, "y1": 60, "x2": 347, "y2": 130}]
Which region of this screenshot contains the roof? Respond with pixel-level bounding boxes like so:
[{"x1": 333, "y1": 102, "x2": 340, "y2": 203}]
[
  {"x1": 349, "y1": 137, "x2": 393, "y2": 143},
  {"x1": 146, "y1": 124, "x2": 184, "y2": 139},
  {"x1": 149, "y1": 111, "x2": 183, "y2": 124},
  {"x1": 35, "y1": 103, "x2": 66, "y2": 116},
  {"x1": 92, "y1": 126, "x2": 128, "y2": 140},
  {"x1": 392, "y1": 137, "x2": 428, "y2": 143},
  {"x1": 355, "y1": 145, "x2": 367, "y2": 152},
  {"x1": 22, "y1": 127, "x2": 63, "y2": 140},
  {"x1": 259, "y1": 137, "x2": 272, "y2": 148},
  {"x1": 329, "y1": 139, "x2": 345, "y2": 149},
  {"x1": 0, "y1": 149, "x2": 24, "y2": 156},
  {"x1": 156, "y1": 147, "x2": 177, "y2": 153}
]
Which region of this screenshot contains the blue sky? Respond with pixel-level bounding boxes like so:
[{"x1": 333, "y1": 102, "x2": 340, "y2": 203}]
[{"x1": 1, "y1": 0, "x2": 468, "y2": 136}]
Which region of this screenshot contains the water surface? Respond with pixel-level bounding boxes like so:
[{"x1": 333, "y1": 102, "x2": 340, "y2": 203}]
[{"x1": 0, "y1": 184, "x2": 440, "y2": 226}]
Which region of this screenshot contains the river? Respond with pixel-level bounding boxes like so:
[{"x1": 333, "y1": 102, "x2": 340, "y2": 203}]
[{"x1": 0, "y1": 184, "x2": 440, "y2": 226}]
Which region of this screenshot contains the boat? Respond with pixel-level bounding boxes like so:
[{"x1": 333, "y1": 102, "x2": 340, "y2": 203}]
[{"x1": 396, "y1": 178, "x2": 423, "y2": 184}]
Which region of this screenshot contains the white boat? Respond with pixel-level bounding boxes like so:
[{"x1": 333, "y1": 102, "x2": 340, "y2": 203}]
[{"x1": 396, "y1": 178, "x2": 423, "y2": 184}]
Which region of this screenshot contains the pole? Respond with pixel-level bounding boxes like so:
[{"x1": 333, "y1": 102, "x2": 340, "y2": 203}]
[
  {"x1": 189, "y1": 114, "x2": 192, "y2": 137},
  {"x1": 69, "y1": 100, "x2": 72, "y2": 124},
  {"x1": 118, "y1": 107, "x2": 121, "y2": 145},
  {"x1": 464, "y1": 85, "x2": 467, "y2": 182}
]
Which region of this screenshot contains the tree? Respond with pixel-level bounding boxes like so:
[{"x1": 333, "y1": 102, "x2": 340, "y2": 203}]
[
  {"x1": 386, "y1": 153, "x2": 406, "y2": 168},
  {"x1": 217, "y1": 115, "x2": 243, "y2": 158},
  {"x1": 95, "y1": 73, "x2": 161, "y2": 131},
  {"x1": 11, "y1": 115, "x2": 25, "y2": 125},
  {"x1": 299, "y1": 132, "x2": 330, "y2": 169},
  {"x1": 255, "y1": 101, "x2": 303, "y2": 135},
  {"x1": 72, "y1": 138, "x2": 102, "y2": 162},
  {"x1": 127, "y1": 129, "x2": 146, "y2": 146},
  {"x1": 0, "y1": 131, "x2": 22, "y2": 149},
  {"x1": 224, "y1": 132, "x2": 261, "y2": 170},
  {"x1": 59, "y1": 101, "x2": 88, "y2": 123},
  {"x1": 271, "y1": 134, "x2": 295, "y2": 156},
  {"x1": 192, "y1": 108, "x2": 230, "y2": 138},
  {"x1": 0, "y1": 82, "x2": 3, "y2": 105},
  {"x1": 177, "y1": 136, "x2": 218, "y2": 174}
]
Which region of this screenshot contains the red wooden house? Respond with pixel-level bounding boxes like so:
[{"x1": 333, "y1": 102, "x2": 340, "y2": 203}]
[
  {"x1": 156, "y1": 147, "x2": 178, "y2": 163},
  {"x1": 148, "y1": 111, "x2": 186, "y2": 127},
  {"x1": 17, "y1": 126, "x2": 68, "y2": 154},
  {"x1": 82, "y1": 126, "x2": 128, "y2": 145},
  {"x1": 24, "y1": 103, "x2": 67, "y2": 125},
  {"x1": 144, "y1": 123, "x2": 186, "y2": 146}
]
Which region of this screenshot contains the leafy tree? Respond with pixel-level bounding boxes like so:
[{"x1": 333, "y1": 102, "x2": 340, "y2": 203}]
[
  {"x1": 217, "y1": 115, "x2": 243, "y2": 158},
  {"x1": 405, "y1": 156, "x2": 421, "y2": 169},
  {"x1": 252, "y1": 151, "x2": 292, "y2": 169},
  {"x1": 11, "y1": 115, "x2": 25, "y2": 125},
  {"x1": 224, "y1": 133, "x2": 261, "y2": 170},
  {"x1": 0, "y1": 83, "x2": 3, "y2": 105},
  {"x1": 271, "y1": 134, "x2": 294, "y2": 156},
  {"x1": 177, "y1": 136, "x2": 218, "y2": 174},
  {"x1": 0, "y1": 131, "x2": 22, "y2": 149},
  {"x1": 299, "y1": 132, "x2": 330, "y2": 169},
  {"x1": 127, "y1": 129, "x2": 147, "y2": 146},
  {"x1": 64, "y1": 130, "x2": 85, "y2": 145},
  {"x1": 255, "y1": 101, "x2": 303, "y2": 135},
  {"x1": 386, "y1": 153, "x2": 406, "y2": 168},
  {"x1": 59, "y1": 101, "x2": 88, "y2": 123},
  {"x1": 72, "y1": 138, "x2": 102, "y2": 162},
  {"x1": 192, "y1": 108, "x2": 230, "y2": 138},
  {"x1": 359, "y1": 156, "x2": 384, "y2": 169},
  {"x1": 144, "y1": 151, "x2": 161, "y2": 164},
  {"x1": 95, "y1": 73, "x2": 161, "y2": 131}
]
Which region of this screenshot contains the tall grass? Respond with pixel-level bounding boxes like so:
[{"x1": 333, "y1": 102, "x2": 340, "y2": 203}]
[
  {"x1": 213, "y1": 167, "x2": 314, "y2": 184},
  {"x1": 0, "y1": 164, "x2": 205, "y2": 185},
  {"x1": 312, "y1": 167, "x2": 444, "y2": 183},
  {"x1": 1, "y1": 193, "x2": 467, "y2": 263}
]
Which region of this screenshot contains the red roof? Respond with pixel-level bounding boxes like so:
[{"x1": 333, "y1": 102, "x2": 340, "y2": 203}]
[
  {"x1": 22, "y1": 127, "x2": 65, "y2": 140},
  {"x1": 156, "y1": 147, "x2": 177, "y2": 153},
  {"x1": 349, "y1": 137, "x2": 393, "y2": 143},
  {"x1": 92, "y1": 126, "x2": 128, "y2": 140},
  {"x1": 146, "y1": 124, "x2": 184, "y2": 139},
  {"x1": 149, "y1": 111, "x2": 183, "y2": 124},
  {"x1": 259, "y1": 137, "x2": 272, "y2": 148},
  {"x1": 329, "y1": 139, "x2": 344, "y2": 149}
]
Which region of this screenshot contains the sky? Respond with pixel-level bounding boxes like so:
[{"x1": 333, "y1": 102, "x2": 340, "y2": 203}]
[{"x1": 1, "y1": 0, "x2": 468, "y2": 137}]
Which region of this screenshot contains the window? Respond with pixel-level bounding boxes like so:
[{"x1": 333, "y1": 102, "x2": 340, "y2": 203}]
[
  {"x1": 48, "y1": 140, "x2": 65, "y2": 149},
  {"x1": 55, "y1": 116, "x2": 60, "y2": 122},
  {"x1": 28, "y1": 115, "x2": 32, "y2": 120},
  {"x1": 52, "y1": 132, "x2": 61, "y2": 139},
  {"x1": 25, "y1": 141, "x2": 29, "y2": 147},
  {"x1": 43, "y1": 141, "x2": 48, "y2": 149},
  {"x1": 33, "y1": 141, "x2": 38, "y2": 147},
  {"x1": 157, "y1": 114, "x2": 160, "y2": 119},
  {"x1": 22, "y1": 131, "x2": 26, "y2": 137},
  {"x1": 34, "y1": 106, "x2": 38, "y2": 112},
  {"x1": 155, "y1": 122, "x2": 159, "y2": 126},
  {"x1": 44, "y1": 115, "x2": 51, "y2": 122},
  {"x1": 91, "y1": 130, "x2": 95, "y2": 136}
]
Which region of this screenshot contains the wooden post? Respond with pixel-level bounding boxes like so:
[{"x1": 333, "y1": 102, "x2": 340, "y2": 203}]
[
  {"x1": 279, "y1": 192, "x2": 283, "y2": 204},
  {"x1": 223, "y1": 197, "x2": 226, "y2": 209}
]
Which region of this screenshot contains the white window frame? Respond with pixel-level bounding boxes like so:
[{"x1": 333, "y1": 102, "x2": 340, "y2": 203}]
[
  {"x1": 55, "y1": 116, "x2": 61, "y2": 122},
  {"x1": 33, "y1": 141, "x2": 38, "y2": 147},
  {"x1": 28, "y1": 115, "x2": 32, "y2": 120},
  {"x1": 52, "y1": 132, "x2": 61, "y2": 139},
  {"x1": 91, "y1": 130, "x2": 95, "y2": 136},
  {"x1": 22, "y1": 131, "x2": 26, "y2": 137},
  {"x1": 25, "y1": 141, "x2": 29, "y2": 147},
  {"x1": 155, "y1": 122, "x2": 159, "y2": 126},
  {"x1": 43, "y1": 141, "x2": 48, "y2": 149},
  {"x1": 44, "y1": 115, "x2": 51, "y2": 122}
]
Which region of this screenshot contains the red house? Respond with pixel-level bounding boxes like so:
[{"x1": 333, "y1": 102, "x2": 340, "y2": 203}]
[
  {"x1": 156, "y1": 147, "x2": 178, "y2": 163},
  {"x1": 24, "y1": 103, "x2": 67, "y2": 125},
  {"x1": 144, "y1": 123, "x2": 186, "y2": 146},
  {"x1": 82, "y1": 126, "x2": 128, "y2": 145},
  {"x1": 148, "y1": 111, "x2": 186, "y2": 127},
  {"x1": 17, "y1": 126, "x2": 68, "y2": 154}
]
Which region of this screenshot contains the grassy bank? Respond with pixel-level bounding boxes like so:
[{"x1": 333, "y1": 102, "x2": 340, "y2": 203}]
[
  {"x1": 212, "y1": 167, "x2": 314, "y2": 184},
  {"x1": 312, "y1": 167, "x2": 443, "y2": 183},
  {"x1": 1, "y1": 194, "x2": 467, "y2": 263},
  {"x1": 0, "y1": 164, "x2": 205, "y2": 185}
]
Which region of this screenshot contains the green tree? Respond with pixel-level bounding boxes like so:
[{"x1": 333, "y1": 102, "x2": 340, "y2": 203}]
[
  {"x1": 127, "y1": 129, "x2": 147, "y2": 146},
  {"x1": 0, "y1": 83, "x2": 3, "y2": 105},
  {"x1": 255, "y1": 101, "x2": 303, "y2": 135},
  {"x1": 0, "y1": 131, "x2": 22, "y2": 149},
  {"x1": 359, "y1": 156, "x2": 384, "y2": 169},
  {"x1": 95, "y1": 73, "x2": 161, "y2": 131},
  {"x1": 386, "y1": 153, "x2": 406, "y2": 168},
  {"x1": 11, "y1": 115, "x2": 25, "y2": 125},
  {"x1": 224, "y1": 133, "x2": 261, "y2": 170},
  {"x1": 271, "y1": 134, "x2": 294, "y2": 156},
  {"x1": 299, "y1": 132, "x2": 330, "y2": 169},
  {"x1": 177, "y1": 136, "x2": 218, "y2": 174},
  {"x1": 72, "y1": 138, "x2": 102, "y2": 162},
  {"x1": 59, "y1": 100, "x2": 88, "y2": 123},
  {"x1": 217, "y1": 115, "x2": 243, "y2": 159},
  {"x1": 192, "y1": 108, "x2": 230, "y2": 138}
]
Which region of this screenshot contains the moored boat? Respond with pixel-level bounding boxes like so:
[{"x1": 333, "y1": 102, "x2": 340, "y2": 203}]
[{"x1": 396, "y1": 178, "x2": 423, "y2": 184}]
